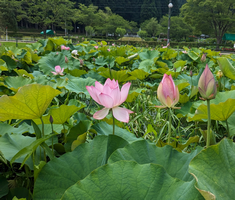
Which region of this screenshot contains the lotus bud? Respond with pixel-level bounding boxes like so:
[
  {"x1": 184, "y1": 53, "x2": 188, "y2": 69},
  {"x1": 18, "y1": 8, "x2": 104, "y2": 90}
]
[
  {"x1": 65, "y1": 56, "x2": 69, "y2": 63},
  {"x1": 198, "y1": 64, "x2": 217, "y2": 100},
  {"x1": 50, "y1": 115, "x2": 53, "y2": 124},
  {"x1": 93, "y1": 57, "x2": 95, "y2": 62},
  {"x1": 174, "y1": 68, "x2": 176, "y2": 72},
  {"x1": 201, "y1": 53, "x2": 206, "y2": 62},
  {"x1": 155, "y1": 74, "x2": 180, "y2": 109},
  {"x1": 79, "y1": 59, "x2": 84, "y2": 66},
  {"x1": 216, "y1": 70, "x2": 223, "y2": 79},
  {"x1": 190, "y1": 70, "x2": 193, "y2": 77}
]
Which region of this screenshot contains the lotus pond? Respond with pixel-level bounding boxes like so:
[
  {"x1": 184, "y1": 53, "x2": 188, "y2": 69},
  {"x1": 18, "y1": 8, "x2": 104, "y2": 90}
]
[{"x1": 0, "y1": 38, "x2": 235, "y2": 200}]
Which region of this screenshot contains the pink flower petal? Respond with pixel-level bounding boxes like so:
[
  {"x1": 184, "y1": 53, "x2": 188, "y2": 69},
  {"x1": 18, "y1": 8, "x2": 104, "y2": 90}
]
[
  {"x1": 110, "y1": 87, "x2": 121, "y2": 106},
  {"x1": 86, "y1": 86, "x2": 101, "y2": 104},
  {"x1": 93, "y1": 108, "x2": 110, "y2": 120},
  {"x1": 112, "y1": 107, "x2": 133, "y2": 123},
  {"x1": 102, "y1": 84, "x2": 112, "y2": 95},
  {"x1": 51, "y1": 71, "x2": 58, "y2": 75},
  {"x1": 98, "y1": 93, "x2": 114, "y2": 108},
  {"x1": 95, "y1": 81, "x2": 104, "y2": 92},
  {"x1": 120, "y1": 82, "x2": 131, "y2": 104}
]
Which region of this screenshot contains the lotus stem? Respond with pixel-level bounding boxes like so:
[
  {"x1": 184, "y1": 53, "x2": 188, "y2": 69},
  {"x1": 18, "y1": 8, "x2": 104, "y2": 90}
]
[
  {"x1": 50, "y1": 123, "x2": 54, "y2": 155},
  {"x1": 226, "y1": 119, "x2": 230, "y2": 138},
  {"x1": 168, "y1": 108, "x2": 172, "y2": 144},
  {"x1": 206, "y1": 100, "x2": 211, "y2": 148},
  {"x1": 112, "y1": 112, "x2": 115, "y2": 135}
]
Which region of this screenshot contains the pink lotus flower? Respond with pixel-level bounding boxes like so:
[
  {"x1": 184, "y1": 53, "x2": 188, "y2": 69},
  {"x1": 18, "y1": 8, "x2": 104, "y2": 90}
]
[
  {"x1": 112, "y1": 43, "x2": 115, "y2": 46},
  {"x1": 61, "y1": 45, "x2": 70, "y2": 50},
  {"x1": 198, "y1": 64, "x2": 217, "y2": 100},
  {"x1": 107, "y1": 49, "x2": 110, "y2": 52},
  {"x1": 182, "y1": 50, "x2": 188, "y2": 54},
  {"x1": 86, "y1": 78, "x2": 133, "y2": 122},
  {"x1": 156, "y1": 74, "x2": 180, "y2": 109},
  {"x1": 94, "y1": 46, "x2": 98, "y2": 49},
  {"x1": 51, "y1": 65, "x2": 64, "y2": 75}
]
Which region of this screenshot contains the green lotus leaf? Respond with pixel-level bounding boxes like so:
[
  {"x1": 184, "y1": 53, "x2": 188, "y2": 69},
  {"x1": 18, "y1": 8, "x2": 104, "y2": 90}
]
[
  {"x1": 139, "y1": 50, "x2": 159, "y2": 60},
  {"x1": 3, "y1": 76, "x2": 33, "y2": 92},
  {"x1": 61, "y1": 161, "x2": 203, "y2": 200},
  {"x1": 188, "y1": 50, "x2": 199, "y2": 61},
  {"x1": 189, "y1": 138, "x2": 235, "y2": 200},
  {"x1": 33, "y1": 135, "x2": 129, "y2": 200},
  {"x1": 0, "y1": 175, "x2": 8, "y2": 198},
  {"x1": 128, "y1": 69, "x2": 149, "y2": 80},
  {"x1": 99, "y1": 69, "x2": 136, "y2": 83},
  {"x1": 217, "y1": 57, "x2": 235, "y2": 80},
  {"x1": 126, "y1": 88, "x2": 147, "y2": 102},
  {"x1": 179, "y1": 93, "x2": 189, "y2": 104},
  {"x1": 1, "y1": 55, "x2": 17, "y2": 71},
  {"x1": 115, "y1": 56, "x2": 129, "y2": 65},
  {"x1": 108, "y1": 139, "x2": 201, "y2": 181},
  {"x1": 67, "y1": 69, "x2": 87, "y2": 77},
  {"x1": 38, "y1": 52, "x2": 69, "y2": 75},
  {"x1": 156, "y1": 61, "x2": 168, "y2": 69},
  {"x1": 188, "y1": 98, "x2": 235, "y2": 122},
  {"x1": 139, "y1": 59, "x2": 156, "y2": 73},
  {"x1": 0, "y1": 84, "x2": 61, "y2": 121},
  {"x1": 95, "y1": 56, "x2": 108, "y2": 66},
  {"x1": 0, "y1": 123, "x2": 31, "y2": 136},
  {"x1": 0, "y1": 133, "x2": 43, "y2": 170},
  {"x1": 173, "y1": 60, "x2": 187, "y2": 69},
  {"x1": 14, "y1": 69, "x2": 34, "y2": 79},
  {"x1": 161, "y1": 49, "x2": 177, "y2": 60},
  {"x1": 65, "y1": 77, "x2": 96, "y2": 97},
  {"x1": 92, "y1": 121, "x2": 141, "y2": 143},
  {"x1": 0, "y1": 59, "x2": 8, "y2": 72},
  {"x1": 33, "y1": 105, "x2": 83, "y2": 124}
]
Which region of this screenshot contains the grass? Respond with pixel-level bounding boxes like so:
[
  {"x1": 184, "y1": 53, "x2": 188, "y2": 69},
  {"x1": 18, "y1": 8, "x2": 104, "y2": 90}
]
[{"x1": 0, "y1": 41, "x2": 33, "y2": 48}]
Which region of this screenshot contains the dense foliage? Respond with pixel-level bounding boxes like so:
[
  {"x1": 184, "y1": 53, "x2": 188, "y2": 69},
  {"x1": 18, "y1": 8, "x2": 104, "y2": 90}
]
[{"x1": 0, "y1": 38, "x2": 235, "y2": 199}]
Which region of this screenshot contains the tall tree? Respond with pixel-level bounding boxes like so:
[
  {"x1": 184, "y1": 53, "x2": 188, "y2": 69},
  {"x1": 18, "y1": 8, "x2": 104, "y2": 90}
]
[
  {"x1": 0, "y1": 0, "x2": 19, "y2": 33},
  {"x1": 26, "y1": 0, "x2": 75, "y2": 37},
  {"x1": 181, "y1": 0, "x2": 235, "y2": 48},
  {"x1": 160, "y1": 15, "x2": 193, "y2": 41}
]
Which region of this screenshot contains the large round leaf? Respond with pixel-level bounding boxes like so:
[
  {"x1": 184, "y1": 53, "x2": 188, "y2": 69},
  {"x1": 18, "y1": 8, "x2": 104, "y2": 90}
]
[
  {"x1": 0, "y1": 84, "x2": 61, "y2": 121},
  {"x1": 61, "y1": 161, "x2": 203, "y2": 200},
  {"x1": 33, "y1": 135, "x2": 129, "y2": 200},
  {"x1": 217, "y1": 57, "x2": 235, "y2": 80},
  {"x1": 108, "y1": 140, "x2": 201, "y2": 181},
  {"x1": 189, "y1": 138, "x2": 235, "y2": 200},
  {"x1": 188, "y1": 91, "x2": 235, "y2": 122},
  {"x1": 65, "y1": 77, "x2": 96, "y2": 97},
  {"x1": 139, "y1": 50, "x2": 159, "y2": 60},
  {"x1": 92, "y1": 121, "x2": 142, "y2": 143},
  {"x1": 38, "y1": 52, "x2": 69, "y2": 75}
]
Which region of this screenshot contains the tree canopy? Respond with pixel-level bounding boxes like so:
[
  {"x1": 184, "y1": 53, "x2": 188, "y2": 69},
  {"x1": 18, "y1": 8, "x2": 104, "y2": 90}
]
[{"x1": 181, "y1": 0, "x2": 235, "y2": 46}]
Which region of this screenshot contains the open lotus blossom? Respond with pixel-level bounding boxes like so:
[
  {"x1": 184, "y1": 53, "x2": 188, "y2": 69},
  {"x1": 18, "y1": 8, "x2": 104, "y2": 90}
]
[
  {"x1": 86, "y1": 78, "x2": 133, "y2": 123},
  {"x1": 94, "y1": 46, "x2": 98, "y2": 49},
  {"x1": 156, "y1": 74, "x2": 180, "y2": 109},
  {"x1": 71, "y1": 50, "x2": 78, "y2": 55},
  {"x1": 51, "y1": 65, "x2": 64, "y2": 75},
  {"x1": 107, "y1": 49, "x2": 110, "y2": 52},
  {"x1": 198, "y1": 64, "x2": 217, "y2": 100},
  {"x1": 182, "y1": 50, "x2": 188, "y2": 54},
  {"x1": 61, "y1": 45, "x2": 70, "y2": 50}
]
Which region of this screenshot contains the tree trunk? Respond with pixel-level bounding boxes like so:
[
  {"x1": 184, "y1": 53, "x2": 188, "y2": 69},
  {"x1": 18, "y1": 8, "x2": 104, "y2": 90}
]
[
  {"x1": 74, "y1": 23, "x2": 76, "y2": 33},
  {"x1": 216, "y1": 36, "x2": 222, "y2": 51},
  {"x1": 43, "y1": 26, "x2": 47, "y2": 39}
]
